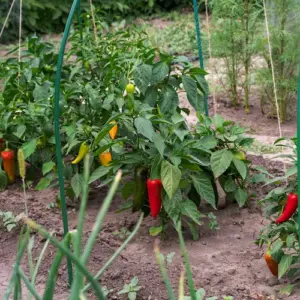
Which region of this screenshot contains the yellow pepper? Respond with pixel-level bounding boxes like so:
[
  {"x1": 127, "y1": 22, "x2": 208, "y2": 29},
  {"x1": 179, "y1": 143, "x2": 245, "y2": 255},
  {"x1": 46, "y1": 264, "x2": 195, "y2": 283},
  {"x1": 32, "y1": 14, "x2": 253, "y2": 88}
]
[
  {"x1": 99, "y1": 151, "x2": 112, "y2": 166},
  {"x1": 71, "y1": 142, "x2": 89, "y2": 164},
  {"x1": 109, "y1": 121, "x2": 118, "y2": 140}
]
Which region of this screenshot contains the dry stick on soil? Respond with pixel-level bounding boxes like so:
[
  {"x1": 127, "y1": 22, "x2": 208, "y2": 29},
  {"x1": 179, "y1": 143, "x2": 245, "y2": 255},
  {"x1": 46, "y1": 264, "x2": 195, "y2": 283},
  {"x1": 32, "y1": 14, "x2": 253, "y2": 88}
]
[
  {"x1": 0, "y1": 0, "x2": 17, "y2": 40},
  {"x1": 205, "y1": 0, "x2": 217, "y2": 114}
]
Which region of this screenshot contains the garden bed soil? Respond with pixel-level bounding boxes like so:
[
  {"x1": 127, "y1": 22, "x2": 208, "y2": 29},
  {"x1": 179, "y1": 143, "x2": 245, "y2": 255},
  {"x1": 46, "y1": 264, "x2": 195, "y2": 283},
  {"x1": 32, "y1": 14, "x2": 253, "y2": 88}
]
[{"x1": 0, "y1": 155, "x2": 298, "y2": 300}]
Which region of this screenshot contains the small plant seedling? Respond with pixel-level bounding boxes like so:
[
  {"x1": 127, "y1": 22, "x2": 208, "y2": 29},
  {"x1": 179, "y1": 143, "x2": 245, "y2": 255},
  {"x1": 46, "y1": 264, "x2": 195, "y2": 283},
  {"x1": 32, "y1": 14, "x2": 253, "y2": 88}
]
[
  {"x1": 118, "y1": 276, "x2": 142, "y2": 300},
  {"x1": 113, "y1": 227, "x2": 131, "y2": 240},
  {"x1": 0, "y1": 211, "x2": 24, "y2": 232},
  {"x1": 208, "y1": 213, "x2": 219, "y2": 231},
  {"x1": 47, "y1": 202, "x2": 56, "y2": 209},
  {"x1": 103, "y1": 286, "x2": 114, "y2": 297},
  {"x1": 160, "y1": 251, "x2": 176, "y2": 266}
]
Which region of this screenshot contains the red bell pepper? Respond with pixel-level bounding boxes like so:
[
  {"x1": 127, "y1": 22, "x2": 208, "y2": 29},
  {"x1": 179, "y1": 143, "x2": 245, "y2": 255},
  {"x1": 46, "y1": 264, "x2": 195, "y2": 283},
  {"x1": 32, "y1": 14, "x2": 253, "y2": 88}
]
[
  {"x1": 1, "y1": 143, "x2": 15, "y2": 183},
  {"x1": 147, "y1": 179, "x2": 162, "y2": 218},
  {"x1": 276, "y1": 193, "x2": 298, "y2": 224}
]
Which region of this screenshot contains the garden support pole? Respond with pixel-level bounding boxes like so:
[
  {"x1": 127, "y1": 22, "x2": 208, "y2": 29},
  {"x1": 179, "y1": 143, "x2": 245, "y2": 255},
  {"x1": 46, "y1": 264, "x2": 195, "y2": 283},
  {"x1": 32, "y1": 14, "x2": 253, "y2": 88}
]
[
  {"x1": 192, "y1": 0, "x2": 209, "y2": 116},
  {"x1": 54, "y1": 0, "x2": 80, "y2": 286},
  {"x1": 297, "y1": 69, "x2": 300, "y2": 253}
]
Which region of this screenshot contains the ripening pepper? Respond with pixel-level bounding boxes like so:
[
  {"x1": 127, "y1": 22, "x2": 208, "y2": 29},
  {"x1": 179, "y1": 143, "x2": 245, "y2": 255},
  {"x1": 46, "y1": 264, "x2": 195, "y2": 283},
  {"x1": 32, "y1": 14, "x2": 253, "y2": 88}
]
[
  {"x1": 133, "y1": 167, "x2": 148, "y2": 212},
  {"x1": 276, "y1": 193, "x2": 298, "y2": 224},
  {"x1": 109, "y1": 121, "x2": 118, "y2": 140},
  {"x1": 1, "y1": 144, "x2": 15, "y2": 183},
  {"x1": 147, "y1": 178, "x2": 162, "y2": 218},
  {"x1": 71, "y1": 142, "x2": 89, "y2": 164},
  {"x1": 99, "y1": 151, "x2": 112, "y2": 166},
  {"x1": 264, "y1": 244, "x2": 278, "y2": 277}
]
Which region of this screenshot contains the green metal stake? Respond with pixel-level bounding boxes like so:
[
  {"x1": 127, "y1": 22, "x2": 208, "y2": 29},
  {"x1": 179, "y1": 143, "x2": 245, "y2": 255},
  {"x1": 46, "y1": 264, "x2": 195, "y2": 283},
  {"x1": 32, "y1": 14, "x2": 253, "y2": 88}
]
[
  {"x1": 297, "y1": 69, "x2": 300, "y2": 254},
  {"x1": 54, "y1": 0, "x2": 80, "y2": 286},
  {"x1": 192, "y1": 0, "x2": 209, "y2": 116}
]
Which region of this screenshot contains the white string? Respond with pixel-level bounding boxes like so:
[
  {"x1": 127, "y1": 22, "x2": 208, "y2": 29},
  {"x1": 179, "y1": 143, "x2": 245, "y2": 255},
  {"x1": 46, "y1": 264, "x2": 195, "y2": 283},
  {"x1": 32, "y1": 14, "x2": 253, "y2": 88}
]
[
  {"x1": 263, "y1": 0, "x2": 287, "y2": 182},
  {"x1": 89, "y1": 0, "x2": 98, "y2": 45},
  {"x1": 262, "y1": 0, "x2": 282, "y2": 137},
  {"x1": 18, "y1": 0, "x2": 22, "y2": 78},
  {"x1": 0, "y1": 0, "x2": 17, "y2": 40},
  {"x1": 204, "y1": 0, "x2": 217, "y2": 114}
]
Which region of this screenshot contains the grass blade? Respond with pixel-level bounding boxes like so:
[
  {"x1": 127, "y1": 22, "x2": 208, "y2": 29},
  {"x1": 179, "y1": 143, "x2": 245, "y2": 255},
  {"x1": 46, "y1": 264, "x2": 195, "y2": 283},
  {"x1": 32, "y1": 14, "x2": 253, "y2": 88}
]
[
  {"x1": 23, "y1": 218, "x2": 105, "y2": 299},
  {"x1": 70, "y1": 154, "x2": 91, "y2": 298},
  {"x1": 4, "y1": 229, "x2": 30, "y2": 300},
  {"x1": 82, "y1": 213, "x2": 144, "y2": 293},
  {"x1": 18, "y1": 267, "x2": 41, "y2": 300},
  {"x1": 28, "y1": 233, "x2": 52, "y2": 300},
  {"x1": 154, "y1": 240, "x2": 176, "y2": 300},
  {"x1": 177, "y1": 220, "x2": 196, "y2": 300},
  {"x1": 81, "y1": 170, "x2": 122, "y2": 264},
  {"x1": 43, "y1": 233, "x2": 71, "y2": 300}
]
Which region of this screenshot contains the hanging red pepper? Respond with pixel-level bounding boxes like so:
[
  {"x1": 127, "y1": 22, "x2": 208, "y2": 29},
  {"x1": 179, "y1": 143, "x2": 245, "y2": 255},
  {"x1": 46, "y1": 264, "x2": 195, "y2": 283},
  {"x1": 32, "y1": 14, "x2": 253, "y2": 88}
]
[
  {"x1": 147, "y1": 179, "x2": 162, "y2": 218},
  {"x1": 276, "y1": 193, "x2": 298, "y2": 224},
  {"x1": 1, "y1": 143, "x2": 15, "y2": 183}
]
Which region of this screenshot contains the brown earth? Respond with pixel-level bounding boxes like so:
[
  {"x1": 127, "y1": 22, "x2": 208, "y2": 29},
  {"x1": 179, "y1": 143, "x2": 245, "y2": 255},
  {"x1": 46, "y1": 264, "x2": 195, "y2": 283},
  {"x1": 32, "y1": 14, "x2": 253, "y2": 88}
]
[{"x1": 0, "y1": 155, "x2": 298, "y2": 300}]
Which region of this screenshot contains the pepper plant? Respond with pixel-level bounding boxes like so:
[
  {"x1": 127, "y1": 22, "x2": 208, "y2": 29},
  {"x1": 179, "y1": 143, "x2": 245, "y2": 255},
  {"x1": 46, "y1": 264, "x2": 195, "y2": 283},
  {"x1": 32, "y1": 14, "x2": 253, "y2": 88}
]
[{"x1": 255, "y1": 137, "x2": 299, "y2": 283}]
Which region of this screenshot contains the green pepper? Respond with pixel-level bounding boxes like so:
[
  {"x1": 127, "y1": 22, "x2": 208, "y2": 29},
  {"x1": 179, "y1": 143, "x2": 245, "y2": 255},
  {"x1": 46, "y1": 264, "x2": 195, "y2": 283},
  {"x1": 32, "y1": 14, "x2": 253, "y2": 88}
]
[{"x1": 132, "y1": 166, "x2": 148, "y2": 212}]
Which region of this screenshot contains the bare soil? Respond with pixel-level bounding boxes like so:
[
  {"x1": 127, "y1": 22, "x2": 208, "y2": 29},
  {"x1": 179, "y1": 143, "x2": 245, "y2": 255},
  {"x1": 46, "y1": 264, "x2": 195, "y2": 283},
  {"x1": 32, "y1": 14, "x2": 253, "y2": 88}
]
[{"x1": 0, "y1": 155, "x2": 298, "y2": 300}]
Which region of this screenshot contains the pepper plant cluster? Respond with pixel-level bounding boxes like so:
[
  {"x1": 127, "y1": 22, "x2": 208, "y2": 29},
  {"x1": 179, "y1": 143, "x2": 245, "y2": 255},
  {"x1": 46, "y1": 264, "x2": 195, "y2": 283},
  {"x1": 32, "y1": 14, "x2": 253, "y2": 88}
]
[{"x1": 0, "y1": 15, "x2": 253, "y2": 238}]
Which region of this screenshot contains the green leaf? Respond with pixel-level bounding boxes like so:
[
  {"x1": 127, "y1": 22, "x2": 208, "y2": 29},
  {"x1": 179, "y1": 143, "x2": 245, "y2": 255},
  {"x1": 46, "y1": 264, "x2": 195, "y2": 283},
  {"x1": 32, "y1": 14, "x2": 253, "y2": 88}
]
[
  {"x1": 150, "y1": 155, "x2": 162, "y2": 180},
  {"x1": 152, "y1": 132, "x2": 165, "y2": 157},
  {"x1": 122, "y1": 181, "x2": 135, "y2": 200},
  {"x1": 116, "y1": 201, "x2": 133, "y2": 213},
  {"x1": 278, "y1": 255, "x2": 293, "y2": 279},
  {"x1": 233, "y1": 158, "x2": 247, "y2": 180},
  {"x1": 182, "y1": 75, "x2": 204, "y2": 112},
  {"x1": 88, "y1": 166, "x2": 111, "y2": 184},
  {"x1": 71, "y1": 173, "x2": 83, "y2": 198},
  {"x1": 149, "y1": 226, "x2": 163, "y2": 236},
  {"x1": 0, "y1": 170, "x2": 8, "y2": 192},
  {"x1": 212, "y1": 114, "x2": 224, "y2": 130},
  {"x1": 211, "y1": 150, "x2": 233, "y2": 178},
  {"x1": 22, "y1": 139, "x2": 37, "y2": 159},
  {"x1": 14, "y1": 125, "x2": 26, "y2": 139},
  {"x1": 279, "y1": 284, "x2": 294, "y2": 296},
  {"x1": 234, "y1": 187, "x2": 247, "y2": 207},
  {"x1": 200, "y1": 136, "x2": 218, "y2": 149},
  {"x1": 42, "y1": 161, "x2": 55, "y2": 176},
  {"x1": 186, "y1": 221, "x2": 199, "y2": 241},
  {"x1": 174, "y1": 129, "x2": 188, "y2": 142},
  {"x1": 134, "y1": 63, "x2": 152, "y2": 94},
  {"x1": 286, "y1": 165, "x2": 297, "y2": 177},
  {"x1": 286, "y1": 235, "x2": 296, "y2": 248},
  {"x1": 224, "y1": 177, "x2": 236, "y2": 192},
  {"x1": 180, "y1": 200, "x2": 204, "y2": 225},
  {"x1": 33, "y1": 82, "x2": 51, "y2": 101},
  {"x1": 191, "y1": 173, "x2": 216, "y2": 209},
  {"x1": 151, "y1": 62, "x2": 169, "y2": 83},
  {"x1": 162, "y1": 190, "x2": 182, "y2": 225},
  {"x1": 160, "y1": 86, "x2": 179, "y2": 115},
  {"x1": 271, "y1": 239, "x2": 283, "y2": 257},
  {"x1": 161, "y1": 160, "x2": 181, "y2": 199},
  {"x1": 134, "y1": 117, "x2": 155, "y2": 142},
  {"x1": 36, "y1": 177, "x2": 52, "y2": 191},
  {"x1": 145, "y1": 87, "x2": 158, "y2": 106}
]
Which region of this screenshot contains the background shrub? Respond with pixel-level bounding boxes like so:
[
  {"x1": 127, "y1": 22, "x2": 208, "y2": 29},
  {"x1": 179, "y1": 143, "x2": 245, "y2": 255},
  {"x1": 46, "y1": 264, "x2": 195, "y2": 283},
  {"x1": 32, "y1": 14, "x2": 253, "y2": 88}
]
[{"x1": 0, "y1": 0, "x2": 207, "y2": 43}]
